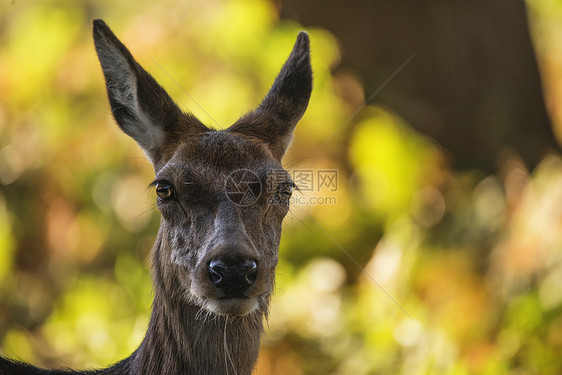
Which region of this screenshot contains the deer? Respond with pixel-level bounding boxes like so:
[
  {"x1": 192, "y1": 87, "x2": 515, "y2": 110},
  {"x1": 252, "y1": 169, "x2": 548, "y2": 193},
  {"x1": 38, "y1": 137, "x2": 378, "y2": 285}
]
[{"x1": 0, "y1": 19, "x2": 312, "y2": 375}]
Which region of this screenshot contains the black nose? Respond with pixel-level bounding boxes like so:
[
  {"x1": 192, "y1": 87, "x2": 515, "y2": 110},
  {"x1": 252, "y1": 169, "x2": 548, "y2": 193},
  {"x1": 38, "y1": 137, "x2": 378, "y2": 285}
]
[{"x1": 208, "y1": 257, "x2": 258, "y2": 297}]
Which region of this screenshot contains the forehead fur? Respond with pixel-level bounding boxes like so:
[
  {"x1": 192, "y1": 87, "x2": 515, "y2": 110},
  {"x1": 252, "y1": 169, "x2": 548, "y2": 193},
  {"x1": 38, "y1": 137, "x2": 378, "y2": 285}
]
[{"x1": 160, "y1": 131, "x2": 281, "y2": 176}]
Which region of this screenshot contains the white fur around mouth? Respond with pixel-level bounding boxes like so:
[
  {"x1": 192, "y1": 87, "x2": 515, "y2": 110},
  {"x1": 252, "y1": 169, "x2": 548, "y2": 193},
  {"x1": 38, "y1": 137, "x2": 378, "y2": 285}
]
[{"x1": 206, "y1": 297, "x2": 259, "y2": 316}]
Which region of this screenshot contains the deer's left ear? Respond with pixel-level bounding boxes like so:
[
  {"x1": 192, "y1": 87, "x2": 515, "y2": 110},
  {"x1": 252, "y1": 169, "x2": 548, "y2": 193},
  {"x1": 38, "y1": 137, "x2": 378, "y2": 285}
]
[{"x1": 228, "y1": 32, "x2": 313, "y2": 161}]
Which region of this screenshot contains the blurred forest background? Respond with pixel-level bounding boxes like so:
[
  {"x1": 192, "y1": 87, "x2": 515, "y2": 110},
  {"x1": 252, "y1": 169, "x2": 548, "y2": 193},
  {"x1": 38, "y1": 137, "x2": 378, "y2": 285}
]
[{"x1": 1, "y1": 0, "x2": 562, "y2": 374}]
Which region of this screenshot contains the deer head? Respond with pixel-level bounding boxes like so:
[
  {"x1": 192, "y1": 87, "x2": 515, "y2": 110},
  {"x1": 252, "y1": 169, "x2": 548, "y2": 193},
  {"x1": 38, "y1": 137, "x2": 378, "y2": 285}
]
[{"x1": 93, "y1": 20, "x2": 312, "y2": 318}]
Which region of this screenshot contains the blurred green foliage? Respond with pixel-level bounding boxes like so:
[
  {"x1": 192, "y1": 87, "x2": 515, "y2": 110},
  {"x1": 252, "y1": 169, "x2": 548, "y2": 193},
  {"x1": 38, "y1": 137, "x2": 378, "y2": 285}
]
[{"x1": 0, "y1": 0, "x2": 562, "y2": 374}]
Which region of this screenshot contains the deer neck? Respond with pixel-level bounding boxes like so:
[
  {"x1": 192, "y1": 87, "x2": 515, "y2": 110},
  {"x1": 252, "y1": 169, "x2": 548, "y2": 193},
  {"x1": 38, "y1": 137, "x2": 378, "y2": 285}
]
[{"x1": 130, "y1": 233, "x2": 264, "y2": 375}]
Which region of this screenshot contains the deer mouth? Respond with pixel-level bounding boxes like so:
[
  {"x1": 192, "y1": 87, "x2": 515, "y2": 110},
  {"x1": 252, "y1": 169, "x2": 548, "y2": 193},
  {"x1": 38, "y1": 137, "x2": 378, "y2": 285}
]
[{"x1": 206, "y1": 296, "x2": 259, "y2": 316}]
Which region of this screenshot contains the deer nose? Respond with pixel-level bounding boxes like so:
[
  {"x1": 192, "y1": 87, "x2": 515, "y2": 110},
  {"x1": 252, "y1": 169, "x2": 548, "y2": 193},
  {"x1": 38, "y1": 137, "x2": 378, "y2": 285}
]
[{"x1": 208, "y1": 257, "x2": 258, "y2": 297}]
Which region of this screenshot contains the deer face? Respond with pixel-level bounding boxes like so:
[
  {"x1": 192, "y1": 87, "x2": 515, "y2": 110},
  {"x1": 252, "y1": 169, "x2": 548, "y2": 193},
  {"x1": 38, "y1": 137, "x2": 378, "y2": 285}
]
[
  {"x1": 93, "y1": 20, "x2": 312, "y2": 316},
  {"x1": 153, "y1": 133, "x2": 294, "y2": 316}
]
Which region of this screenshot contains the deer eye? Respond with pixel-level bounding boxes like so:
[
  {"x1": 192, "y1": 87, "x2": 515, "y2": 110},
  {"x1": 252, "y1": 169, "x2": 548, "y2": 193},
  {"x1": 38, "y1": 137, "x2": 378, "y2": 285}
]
[
  {"x1": 155, "y1": 181, "x2": 174, "y2": 201},
  {"x1": 279, "y1": 182, "x2": 295, "y2": 196}
]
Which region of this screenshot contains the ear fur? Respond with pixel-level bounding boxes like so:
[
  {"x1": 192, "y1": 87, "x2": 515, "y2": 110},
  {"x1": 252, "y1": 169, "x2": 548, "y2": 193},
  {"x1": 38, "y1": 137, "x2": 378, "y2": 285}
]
[
  {"x1": 228, "y1": 31, "x2": 313, "y2": 160},
  {"x1": 93, "y1": 19, "x2": 207, "y2": 164}
]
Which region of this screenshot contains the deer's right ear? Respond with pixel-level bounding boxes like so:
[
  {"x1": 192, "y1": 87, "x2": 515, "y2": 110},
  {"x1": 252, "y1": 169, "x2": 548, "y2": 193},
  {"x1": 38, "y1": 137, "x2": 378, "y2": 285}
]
[{"x1": 93, "y1": 19, "x2": 206, "y2": 164}]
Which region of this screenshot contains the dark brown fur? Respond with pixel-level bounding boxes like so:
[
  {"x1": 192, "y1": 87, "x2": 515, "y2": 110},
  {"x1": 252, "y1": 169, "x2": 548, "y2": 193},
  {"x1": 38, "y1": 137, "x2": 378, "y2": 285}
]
[{"x1": 0, "y1": 19, "x2": 312, "y2": 375}]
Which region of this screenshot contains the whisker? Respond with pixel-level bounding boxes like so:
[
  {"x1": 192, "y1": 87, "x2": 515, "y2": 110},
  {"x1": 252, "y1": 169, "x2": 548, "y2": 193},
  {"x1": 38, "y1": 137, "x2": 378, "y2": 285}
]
[
  {"x1": 195, "y1": 307, "x2": 206, "y2": 322},
  {"x1": 223, "y1": 316, "x2": 239, "y2": 375},
  {"x1": 137, "y1": 204, "x2": 158, "y2": 219}
]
